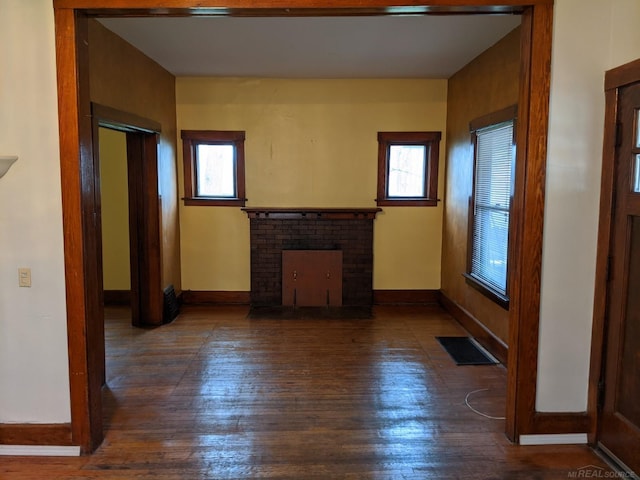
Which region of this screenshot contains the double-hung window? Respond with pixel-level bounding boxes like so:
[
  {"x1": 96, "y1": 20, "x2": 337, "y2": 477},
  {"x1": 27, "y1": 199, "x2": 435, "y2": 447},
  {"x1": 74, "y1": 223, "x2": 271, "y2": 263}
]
[
  {"x1": 466, "y1": 106, "x2": 517, "y2": 308},
  {"x1": 181, "y1": 130, "x2": 246, "y2": 206}
]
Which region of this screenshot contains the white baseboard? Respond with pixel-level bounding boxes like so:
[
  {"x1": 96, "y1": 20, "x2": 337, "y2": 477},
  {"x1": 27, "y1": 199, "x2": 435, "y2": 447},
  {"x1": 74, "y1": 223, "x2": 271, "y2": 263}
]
[
  {"x1": 0, "y1": 445, "x2": 81, "y2": 456},
  {"x1": 519, "y1": 433, "x2": 588, "y2": 445}
]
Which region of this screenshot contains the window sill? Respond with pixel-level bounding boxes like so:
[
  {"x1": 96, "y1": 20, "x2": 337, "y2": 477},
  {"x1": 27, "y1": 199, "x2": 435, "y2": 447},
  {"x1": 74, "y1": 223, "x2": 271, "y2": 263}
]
[
  {"x1": 463, "y1": 273, "x2": 510, "y2": 310},
  {"x1": 183, "y1": 197, "x2": 246, "y2": 207},
  {"x1": 376, "y1": 198, "x2": 438, "y2": 207}
]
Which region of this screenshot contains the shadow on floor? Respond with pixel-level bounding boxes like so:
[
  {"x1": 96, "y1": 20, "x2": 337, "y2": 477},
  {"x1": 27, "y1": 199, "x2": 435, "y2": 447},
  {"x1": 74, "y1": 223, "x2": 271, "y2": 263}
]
[{"x1": 247, "y1": 305, "x2": 373, "y2": 319}]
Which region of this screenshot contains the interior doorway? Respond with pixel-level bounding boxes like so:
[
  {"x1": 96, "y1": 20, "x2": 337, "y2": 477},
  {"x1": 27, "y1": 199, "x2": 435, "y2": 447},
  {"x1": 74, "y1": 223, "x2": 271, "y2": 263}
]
[
  {"x1": 82, "y1": 105, "x2": 165, "y2": 447},
  {"x1": 92, "y1": 104, "x2": 164, "y2": 329},
  {"x1": 99, "y1": 128, "x2": 131, "y2": 309},
  {"x1": 54, "y1": 2, "x2": 554, "y2": 453}
]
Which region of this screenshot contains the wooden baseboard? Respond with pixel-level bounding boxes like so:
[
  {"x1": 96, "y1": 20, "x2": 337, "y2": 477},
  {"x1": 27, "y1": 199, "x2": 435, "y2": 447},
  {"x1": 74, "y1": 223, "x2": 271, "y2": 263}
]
[
  {"x1": 438, "y1": 292, "x2": 592, "y2": 438},
  {"x1": 438, "y1": 291, "x2": 509, "y2": 365},
  {"x1": 0, "y1": 423, "x2": 73, "y2": 446},
  {"x1": 183, "y1": 290, "x2": 437, "y2": 306},
  {"x1": 528, "y1": 412, "x2": 593, "y2": 436},
  {"x1": 182, "y1": 290, "x2": 439, "y2": 306},
  {"x1": 373, "y1": 289, "x2": 439, "y2": 305},
  {"x1": 103, "y1": 290, "x2": 130, "y2": 306},
  {"x1": 181, "y1": 290, "x2": 251, "y2": 305}
]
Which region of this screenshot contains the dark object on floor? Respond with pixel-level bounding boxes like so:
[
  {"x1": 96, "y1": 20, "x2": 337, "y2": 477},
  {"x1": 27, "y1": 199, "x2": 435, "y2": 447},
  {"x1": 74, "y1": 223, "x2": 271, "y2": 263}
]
[
  {"x1": 163, "y1": 285, "x2": 180, "y2": 324},
  {"x1": 436, "y1": 336, "x2": 499, "y2": 365},
  {"x1": 248, "y1": 306, "x2": 373, "y2": 320}
]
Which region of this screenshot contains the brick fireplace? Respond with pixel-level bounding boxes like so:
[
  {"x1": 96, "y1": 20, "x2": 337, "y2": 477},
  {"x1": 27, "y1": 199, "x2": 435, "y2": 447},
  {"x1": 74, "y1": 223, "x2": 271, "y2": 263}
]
[{"x1": 243, "y1": 208, "x2": 381, "y2": 307}]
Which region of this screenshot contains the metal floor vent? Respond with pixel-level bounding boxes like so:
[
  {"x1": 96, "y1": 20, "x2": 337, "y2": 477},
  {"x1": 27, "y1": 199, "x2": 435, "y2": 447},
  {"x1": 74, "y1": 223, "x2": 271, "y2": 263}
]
[{"x1": 163, "y1": 285, "x2": 180, "y2": 324}]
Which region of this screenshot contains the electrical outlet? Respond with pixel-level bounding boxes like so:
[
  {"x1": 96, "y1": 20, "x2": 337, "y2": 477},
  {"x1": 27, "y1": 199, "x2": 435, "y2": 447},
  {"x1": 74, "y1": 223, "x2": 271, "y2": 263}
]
[{"x1": 18, "y1": 268, "x2": 31, "y2": 287}]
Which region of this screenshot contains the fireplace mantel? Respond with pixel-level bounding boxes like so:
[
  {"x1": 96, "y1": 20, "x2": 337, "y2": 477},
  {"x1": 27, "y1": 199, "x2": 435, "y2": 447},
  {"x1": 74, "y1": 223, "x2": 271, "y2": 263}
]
[{"x1": 242, "y1": 207, "x2": 381, "y2": 220}]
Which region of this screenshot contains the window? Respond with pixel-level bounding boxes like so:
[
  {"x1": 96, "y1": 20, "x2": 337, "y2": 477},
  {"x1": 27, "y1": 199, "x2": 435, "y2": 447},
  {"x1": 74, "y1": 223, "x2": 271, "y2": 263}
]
[
  {"x1": 376, "y1": 131, "x2": 441, "y2": 206},
  {"x1": 465, "y1": 106, "x2": 517, "y2": 308},
  {"x1": 181, "y1": 130, "x2": 246, "y2": 206}
]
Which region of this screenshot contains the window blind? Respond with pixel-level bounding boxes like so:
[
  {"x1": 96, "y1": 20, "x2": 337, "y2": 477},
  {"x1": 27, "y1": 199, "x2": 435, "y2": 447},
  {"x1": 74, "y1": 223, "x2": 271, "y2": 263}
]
[{"x1": 470, "y1": 121, "x2": 515, "y2": 296}]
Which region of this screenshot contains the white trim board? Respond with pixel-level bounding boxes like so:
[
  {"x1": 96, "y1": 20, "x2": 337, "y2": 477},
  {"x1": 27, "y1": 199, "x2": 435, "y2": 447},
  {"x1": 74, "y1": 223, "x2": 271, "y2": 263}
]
[
  {"x1": 520, "y1": 433, "x2": 588, "y2": 445},
  {"x1": 0, "y1": 445, "x2": 81, "y2": 457}
]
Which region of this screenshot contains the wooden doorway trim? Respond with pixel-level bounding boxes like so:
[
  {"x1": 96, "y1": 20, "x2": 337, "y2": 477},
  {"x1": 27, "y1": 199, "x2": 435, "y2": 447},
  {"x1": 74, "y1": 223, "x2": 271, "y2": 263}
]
[
  {"x1": 92, "y1": 104, "x2": 164, "y2": 329},
  {"x1": 589, "y1": 57, "x2": 640, "y2": 444},
  {"x1": 78, "y1": 103, "x2": 163, "y2": 449},
  {"x1": 54, "y1": 0, "x2": 553, "y2": 453}
]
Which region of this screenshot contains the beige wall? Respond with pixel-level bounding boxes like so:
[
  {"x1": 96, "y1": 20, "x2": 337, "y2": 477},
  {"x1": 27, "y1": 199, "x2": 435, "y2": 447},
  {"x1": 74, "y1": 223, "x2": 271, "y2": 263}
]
[
  {"x1": 99, "y1": 128, "x2": 131, "y2": 291},
  {"x1": 441, "y1": 27, "x2": 521, "y2": 344},
  {"x1": 176, "y1": 77, "x2": 448, "y2": 291},
  {"x1": 0, "y1": 0, "x2": 71, "y2": 425},
  {"x1": 537, "y1": 0, "x2": 640, "y2": 412},
  {"x1": 88, "y1": 20, "x2": 181, "y2": 293}
]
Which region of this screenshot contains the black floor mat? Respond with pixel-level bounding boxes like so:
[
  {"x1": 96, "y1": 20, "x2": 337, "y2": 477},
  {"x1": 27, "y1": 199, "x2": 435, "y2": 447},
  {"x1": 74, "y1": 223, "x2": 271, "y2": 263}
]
[{"x1": 436, "y1": 336, "x2": 499, "y2": 365}]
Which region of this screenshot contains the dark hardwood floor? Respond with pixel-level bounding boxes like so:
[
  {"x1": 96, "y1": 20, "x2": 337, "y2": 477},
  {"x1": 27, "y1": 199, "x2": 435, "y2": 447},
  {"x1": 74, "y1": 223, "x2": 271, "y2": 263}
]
[{"x1": 1, "y1": 305, "x2": 609, "y2": 479}]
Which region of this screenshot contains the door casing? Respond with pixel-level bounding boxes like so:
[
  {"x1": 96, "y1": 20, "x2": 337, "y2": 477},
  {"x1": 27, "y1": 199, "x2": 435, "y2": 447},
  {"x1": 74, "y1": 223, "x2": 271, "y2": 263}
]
[
  {"x1": 53, "y1": 0, "x2": 556, "y2": 453},
  {"x1": 589, "y1": 57, "x2": 640, "y2": 446},
  {"x1": 93, "y1": 103, "x2": 164, "y2": 331}
]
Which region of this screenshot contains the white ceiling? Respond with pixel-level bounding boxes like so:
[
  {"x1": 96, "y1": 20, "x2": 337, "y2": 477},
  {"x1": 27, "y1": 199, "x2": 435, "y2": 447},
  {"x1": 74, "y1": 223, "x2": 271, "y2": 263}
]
[{"x1": 98, "y1": 15, "x2": 521, "y2": 79}]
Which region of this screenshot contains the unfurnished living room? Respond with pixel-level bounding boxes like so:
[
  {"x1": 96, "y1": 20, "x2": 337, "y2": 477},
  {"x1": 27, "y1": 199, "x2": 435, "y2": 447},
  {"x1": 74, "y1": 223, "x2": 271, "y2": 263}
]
[{"x1": 1, "y1": 1, "x2": 639, "y2": 479}]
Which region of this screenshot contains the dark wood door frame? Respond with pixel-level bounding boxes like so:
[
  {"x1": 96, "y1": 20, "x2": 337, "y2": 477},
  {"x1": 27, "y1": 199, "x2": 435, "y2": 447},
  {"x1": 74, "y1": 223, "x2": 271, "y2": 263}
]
[
  {"x1": 93, "y1": 104, "x2": 164, "y2": 330},
  {"x1": 589, "y1": 57, "x2": 640, "y2": 446},
  {"x1": 69, "y1": 101, "x2": 164, "y2": 450},
  {"x1": 54, "y1": 0, "x2": 554, "y2": 453}
]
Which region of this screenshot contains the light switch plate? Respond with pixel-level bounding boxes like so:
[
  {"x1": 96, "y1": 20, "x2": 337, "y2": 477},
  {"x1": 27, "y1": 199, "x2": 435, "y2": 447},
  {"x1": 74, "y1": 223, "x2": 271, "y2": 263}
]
[{"x1": 18, "y1": 268, "x2": 31, "y2": 287}]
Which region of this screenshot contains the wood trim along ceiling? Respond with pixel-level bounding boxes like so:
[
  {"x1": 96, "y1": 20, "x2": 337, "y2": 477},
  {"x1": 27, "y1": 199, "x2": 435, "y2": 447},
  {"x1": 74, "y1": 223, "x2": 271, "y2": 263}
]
[{"x1": 53, "y1": 0, "x2": 550, "y2": 15}]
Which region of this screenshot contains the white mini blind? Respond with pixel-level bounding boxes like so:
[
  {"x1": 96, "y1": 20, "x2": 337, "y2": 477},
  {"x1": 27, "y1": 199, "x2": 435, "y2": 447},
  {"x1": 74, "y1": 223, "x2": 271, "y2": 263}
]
[{"x1": 470, "y1": 121, "x2": 515, "y2": 296}]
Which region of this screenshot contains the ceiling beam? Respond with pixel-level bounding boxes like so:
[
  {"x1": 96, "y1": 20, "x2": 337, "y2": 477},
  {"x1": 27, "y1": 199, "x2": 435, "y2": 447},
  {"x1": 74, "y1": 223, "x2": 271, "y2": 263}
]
[{"x1": 53, "y1": 0, "x2": 549, "y2": 16}]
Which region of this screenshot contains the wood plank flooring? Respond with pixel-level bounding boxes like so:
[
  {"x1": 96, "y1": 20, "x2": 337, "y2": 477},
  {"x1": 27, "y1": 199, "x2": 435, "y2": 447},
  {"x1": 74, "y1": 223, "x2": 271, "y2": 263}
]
[{"x1": 1, "y1": 305, "x2": 610, "y2": 479}]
